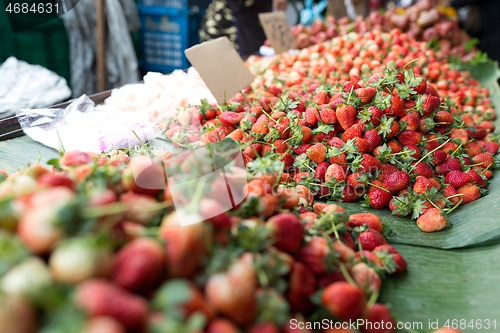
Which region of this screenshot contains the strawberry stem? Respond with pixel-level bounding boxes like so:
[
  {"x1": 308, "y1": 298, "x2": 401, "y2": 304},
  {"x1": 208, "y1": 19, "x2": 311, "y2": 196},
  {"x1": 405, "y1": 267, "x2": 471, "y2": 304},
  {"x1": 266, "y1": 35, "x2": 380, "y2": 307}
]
[
  {"x1": 409, "y1": 138, "x2": 451, "y2": 173},
  {"x1": 445, "y1": 199, "x2": 463, "y2": 214},
  {"x1": 339, "y1": 263, "x2": 358, "y2": 286},
  {"x1": 366, "y1": 182, "x2": 391, "y2": 193}
]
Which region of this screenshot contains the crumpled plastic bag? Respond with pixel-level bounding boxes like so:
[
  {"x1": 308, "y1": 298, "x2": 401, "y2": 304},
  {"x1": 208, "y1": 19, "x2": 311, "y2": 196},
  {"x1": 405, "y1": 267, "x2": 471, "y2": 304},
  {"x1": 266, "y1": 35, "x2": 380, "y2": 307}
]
[
  {"x1": 0, "y1": 57, "x2": 71, "y2": 119},
  {"x1": 300, "y1": 0, "x2": 328, "y2": 26},
  {"x1": 17, "y1": 95, "x2": 159, "y2": 153}
]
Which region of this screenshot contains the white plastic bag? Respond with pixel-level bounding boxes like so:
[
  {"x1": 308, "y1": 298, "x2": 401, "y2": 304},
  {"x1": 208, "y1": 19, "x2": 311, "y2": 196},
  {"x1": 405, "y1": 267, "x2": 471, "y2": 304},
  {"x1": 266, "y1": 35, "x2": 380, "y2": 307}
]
[{"x1": 17, "y1": 95, "x2": 159, "y2": 153}]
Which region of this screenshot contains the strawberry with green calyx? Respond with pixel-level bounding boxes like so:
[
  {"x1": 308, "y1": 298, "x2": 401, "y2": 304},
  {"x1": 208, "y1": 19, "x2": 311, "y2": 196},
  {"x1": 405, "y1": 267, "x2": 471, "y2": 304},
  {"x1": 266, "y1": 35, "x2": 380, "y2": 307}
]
[
  {"x1": 321, "y1": 281, "x2": 367, "y2": 320},
  {"x1": 364, "y1": 186, "x2": 392, "y2": 209},
  {"x1": 205, "y1": 254, "x2": 258, "y2": 325},
  {"x1": 356, "y1": 229, "x2": 388, "y2": 251},
  {"x1": 306, "y1": 144, "x2": 328, "y2": 163},
  {"x1": 75, "y1": 279, "x2": 149, "y2": 332},
  {"x1": 374, "y1": 245, "x2": 407, "y2": 275},
  {"x1": 266, "y1": 213, "x2": 304, "y2": 253},
  {"x1": 416, "y1": 208, "x2": 449, "y2": 232},
  {"x1": 351, "y1": 262, "x2": 382, "y2": 294},
  {"x1": 361, "y1": 303, "x2": 397, "y2": 333},
  {"x1": 382, "y1": 171, "x2": 410, "y2": 192},
  {"x1": 347, "y1": 213, "x2": 383, "y2": 233},
  {"x1": 336, "y1": 104, "x2": 358, "y2": 130},
  {"x1": 286, "y1": 262, "x2": 316, "y2": 314}
]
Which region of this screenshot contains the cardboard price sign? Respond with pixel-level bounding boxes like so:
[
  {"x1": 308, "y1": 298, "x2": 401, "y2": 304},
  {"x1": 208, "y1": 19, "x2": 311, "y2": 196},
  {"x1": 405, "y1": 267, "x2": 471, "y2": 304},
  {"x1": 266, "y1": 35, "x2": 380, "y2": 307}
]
[
  {"x1": 185, "y1": 37, "x2": 254, "y2": 104},
  {"x1": 259, "y1": 11, "x2": 297, "y2": 55}
]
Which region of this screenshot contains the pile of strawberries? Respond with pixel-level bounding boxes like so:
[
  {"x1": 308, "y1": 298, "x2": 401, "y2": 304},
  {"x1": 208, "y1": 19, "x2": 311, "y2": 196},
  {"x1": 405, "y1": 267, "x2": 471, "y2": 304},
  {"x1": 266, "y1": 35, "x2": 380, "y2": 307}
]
[
  {"x1": 166, "y1": 54, "x2": 498, "y2": 233},
  {"x1": 0, "y1": 148, "x2": 422, "y2": 333},
  {"x1": 268, "y1": 0, "x2": 480, "y2": 63}
]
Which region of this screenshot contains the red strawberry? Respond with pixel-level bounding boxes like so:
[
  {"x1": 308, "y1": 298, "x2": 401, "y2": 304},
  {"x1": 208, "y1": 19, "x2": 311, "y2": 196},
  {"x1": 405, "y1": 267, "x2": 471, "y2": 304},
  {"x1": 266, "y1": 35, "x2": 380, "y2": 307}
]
[
  {"x1": 416, "y1": 208, "x2": 448, "y2": 232},
  {"x1": 206, "y1": 319, "x2": 242, "y2": 333},
  {"x1": 343, "y1": 81, "x2": 361, "y2": 92},
  {"x1": 361, "y1": 304, "x2": 396, "y2": 333},
  {"x1": 342, "y1": 184, "x2": 363, "y2": 202},
  {"x1": 305, "y1": 107, "x2": 319, "y2": 126},
  {"x1": 377, "y1": 163, "x2": 399, "y2": 182},
  {"x1": 373, "y1": 245, "x2": 407, "y2": 274},
  {"x1": 358, "y1": 229, "x2": 388, "y2": 251},
  {"x1": 347, "y1": 172, "x2": 365, "y2": 189},
  {"x1": 306, "y1": 144, "x2": 327, "y2": 163},
  {"x1": 413, "y1": 176, "x2": 433, "y2": 194},
  {"x1": 325, "y1": 163, "x2": 346, "y2": 182},
  {"x1": 219, "y1": 111, "x2": 242, "y2": 126},
  {"x1": 75, "y1": 279, "x2": 148, "y2": 332},
  {"x1": 457, "y1": 183, "x2": 481, "y2": 205},
  {"x1": 81, "y1": 316, "x2": 126, "y2": 333},
  {"x1": 386, "y1": 95, "x2": 406, "y2": 117},
  {"x1": 413, "y1": 77, "x2": 427, "y2": 94},
  {"x1": 327, "y1": 137, "x2": 345, "y2": 148},
  {"x1": 398, "y1": 130, "x2": 422, "y2": 146},
  {"x1": 430, "y1": 150, "x2": 447, "y2": 166},
  {"x1": 111, "y1": 237, "x2": 164, "y2": 292},
  {"x1": 353, "y1": 138, "x2": 371, "y2": 153},
  {"x1": 435, "y1": 158, "x2": 462, "y2": 175},
  {"x1": 383, "y1": 171, "x2": 409, "y2": 192},
  {"x1": 60, "y1": 150, "x2": 92, "y2": 167},
  {"x1": 316, "y1": 129, "x2": 336, "y2": 143},
  {"x1": 445, "y1": 170, "x2": 470, "y2": 189},
  {"x1": 410, "y1": 162, "x2": 433, "y2": 178},
  {"x1": 248, "y1": 322, "x2": 280, "y2": 333},
  {"x1": 120, "y1": 192, "x2": 159, "y2": 225},
  {"x1": 466, "y1": 170, "x2": 487, "y2": 187},
  {"x1": 267, "y1": 213, "x2": 304, "y2": 253},
  {"x1": 363, "y1": 129, "x2": 382, "y2": 151},
  {"x1": 336, "y1": 105, "x2": 357, "y2": 130},
  {"x1": 360, "y1": 154, "x2": 382, "y2": 173},
  {"x1": 367, "y1": 186, "x2": 392, "y2": 209},
  {"x1": 330, "y1": 153, "x2": 349, "y2": 171},
  {"x1": 420, "y1": 95, "x2": 440, "y2": 113},
  {"x1": 297, "y1": 237, "x2": 330, "y2": 274},
  {"x1": 317, "y1": 107, "x2": 337, "y2": 124},
  {"x1": 322, "y1": 282, "x2": 367, "y2": 320},
  {"x1": 294, "y1": 172, "x2": 310, "y2": 183},
  {"x1": 483, "y1": 141, "x2": 500, "y2": 154},
  {"x1": 160, "y1": 212, "x2": 211, "y2": 278},
  {"x1": 367, "y1": 106, "x2": 383, "y2": 126},
  {"x1": 313, "y1": 90, "x2": 329, "y2": 105},
  {"x1": 287, "y1": 262, "x2": 316, "y2": 314},
  {"x1": 425, "y1": 85, "x2": 439, "y2": 97},
  {"x1": 348, "y1": 213, "x2": 383, "y2": 233},
  {"x1": 314, "y1": 162, "x2": 329, "y2": 180},
  {"x1": 472, "y1": 152, "x2": 495, "y2": 169},
  {"x1": 38, "y1": 172, "x2": 74, "y2": 190},
  {"x1": 296, "y1": 185, "x2": 314, "y2": 207},
  {"x1": 122, "y1": 155, "x2": 165, "y2": 196},
  {"x1": 293, "y1": 143, "x2": 313, "y2": 155},
  {"x1": 205, "y1": 256, "x2": 257, "y2": 325},
  {"x1": 342, "y1": 124, "x2": 364, "y2": 141},
  {"x1": 443, "y1": 185, "x2": 460, "y2": 205},
  {"x1": 400, "y1": 113, "x2": 420, "y2": 131},
  {"x1": 355, "y1": 87, "x2": 377, "y2": 104}
]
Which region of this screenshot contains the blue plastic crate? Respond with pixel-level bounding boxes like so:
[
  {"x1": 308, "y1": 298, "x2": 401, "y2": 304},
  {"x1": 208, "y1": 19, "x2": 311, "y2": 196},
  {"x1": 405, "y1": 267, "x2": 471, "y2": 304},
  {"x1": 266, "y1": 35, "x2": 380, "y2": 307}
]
[{"x1": 138, "y1": 5, "x2": 206, "y2": 73}]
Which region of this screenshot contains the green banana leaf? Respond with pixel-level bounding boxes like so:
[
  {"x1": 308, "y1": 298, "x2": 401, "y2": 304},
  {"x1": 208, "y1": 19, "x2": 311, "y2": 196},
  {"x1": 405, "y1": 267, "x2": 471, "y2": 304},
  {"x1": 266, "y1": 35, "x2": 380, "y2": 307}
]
[{"x1": 380, "y1": 243, "x2": 500, "y2": 333}]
